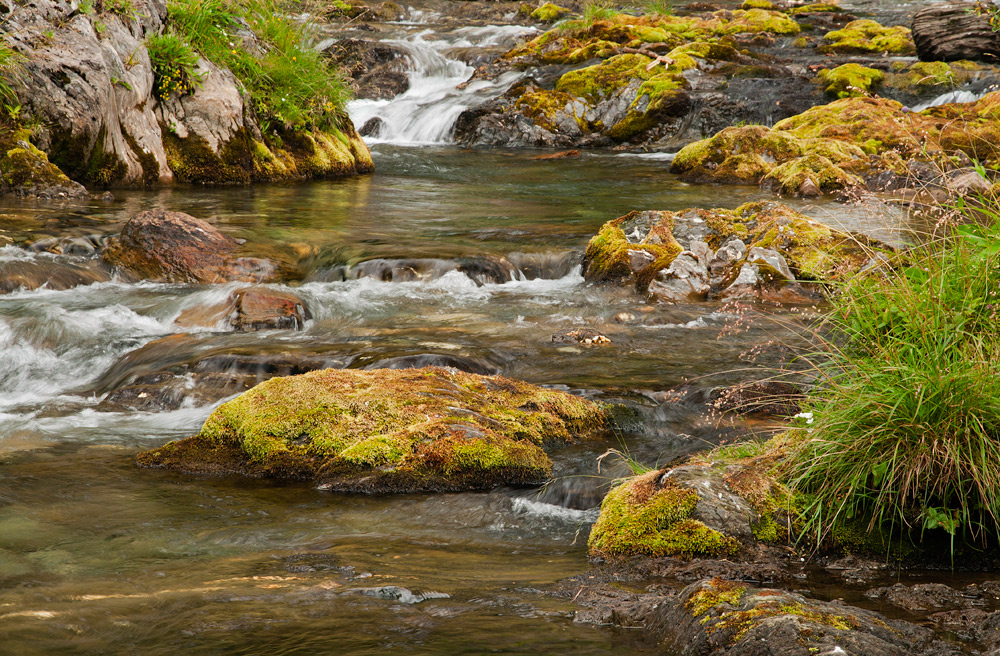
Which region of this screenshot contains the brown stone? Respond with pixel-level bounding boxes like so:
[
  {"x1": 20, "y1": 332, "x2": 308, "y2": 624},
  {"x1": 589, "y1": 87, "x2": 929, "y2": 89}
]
[
  {"x1": 102, "y1": 210, "x2": 275, "y2": 284},
  {"x1": 176, "y1": 286, "x2": 311, "y2": 331}
]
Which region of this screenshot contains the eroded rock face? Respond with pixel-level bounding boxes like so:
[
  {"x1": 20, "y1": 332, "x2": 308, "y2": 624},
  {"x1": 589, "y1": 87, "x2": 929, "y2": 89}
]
[
  {"x1": 102, "y1": 210, "x2": 276, "y2": 283},
  {"x1": 3, "y1": 0, "x2": 374, "y2": 189},
  {"x1": 135, "y1": 367, "x2": 615, "y2": 492}
]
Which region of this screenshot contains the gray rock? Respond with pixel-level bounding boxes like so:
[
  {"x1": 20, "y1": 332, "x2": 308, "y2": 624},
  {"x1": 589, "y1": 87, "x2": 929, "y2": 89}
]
[
  {"x1": 708, "y1": 238, "x2": 747, "y2": 277},
  {"x1": 747, "y1": 246, "x2": 794, "y2": 282},
  {"x1": 648, "y1": 252, "x2": 710, "y2": 302}
]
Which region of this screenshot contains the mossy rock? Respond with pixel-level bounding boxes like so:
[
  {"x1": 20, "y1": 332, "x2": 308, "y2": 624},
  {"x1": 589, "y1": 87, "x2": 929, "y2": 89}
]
[
  {"x1": 0, "y1": 128, "x2": 88, "y2": 198},
  {"x1": 884, "y1": 60, "x2": 981, "y2": 93},
  {"x1": 530, "y1": 2, "x2": 571, "y2": 22},
  {"x1": 582, "y1": 209, "x2": 683, "y2": 287},
  {"x1": 816, "y1": 63, "x2": 884, "y2": 99},
  {"x1": 163, "y1": 122, "x2": 374, "y2": 185},
  {"x1": 588, "y1": 470, "x2": 739, "y2": 559},
  {"x1": 136, "y1": 367, "x2": 615, "y2": 493},
  {"x1": 706, "y1": 8, "x2": 801, "y2": 36},
  {"x1": 818, "y1": 19, "x2": 915, "y2": 55}
]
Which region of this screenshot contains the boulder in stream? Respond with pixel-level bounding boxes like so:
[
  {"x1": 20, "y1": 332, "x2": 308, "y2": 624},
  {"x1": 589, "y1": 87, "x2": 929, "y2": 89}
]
[
  {"x1": 136, "y1": 367, "x2": 616, "y2": 492},
  {"x1": 176, "y1": 286, "x2": 312, "y2": 331},
  {"x1": 102, "y1": 210, "x2": 277, "y2": 283},
  {"x1": 583, "y1": 202, "x2": 888, "y2": 301}
]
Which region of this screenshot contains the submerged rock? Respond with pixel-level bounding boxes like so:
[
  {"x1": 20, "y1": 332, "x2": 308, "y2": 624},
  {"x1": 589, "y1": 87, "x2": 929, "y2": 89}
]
[
  {"x1": 102, "y1": 210, "x2": 277, "y2": 283},
  {"x1": 176, "y1": 286, "x2": 312, "y2": 331},
  {"x1": 136, "y1": 367, "x2": 615, "y2": 492},
  {"x1": 0, "y1": 258, "x2": 110, "y2": 294}
]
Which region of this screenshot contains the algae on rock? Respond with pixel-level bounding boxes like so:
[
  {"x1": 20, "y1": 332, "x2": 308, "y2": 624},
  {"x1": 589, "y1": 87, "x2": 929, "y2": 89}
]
[{"x1": 136, "y1": 367, "x2": 616, "y2": 493}]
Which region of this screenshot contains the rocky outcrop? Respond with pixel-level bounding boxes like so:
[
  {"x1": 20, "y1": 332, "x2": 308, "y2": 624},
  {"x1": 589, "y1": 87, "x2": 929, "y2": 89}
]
[
  {"x1": 135, "y1": 367, "x2": 617, "y2": 492},
  {"x1": 1, "y1": 0, "x2": 372, "y2": 192},
  {"x1": 669, "y1": 93, "x2": 1000, "y2": 197},
  {"x1": 912, "y1": 1, "x2": 1000, "y2": 63},
  {"x1": 102, "y1": 210, "x2": 278, "y2": 283},
  {"x1": 582, "y1": 202, "x2": 886, "y2": 302}
]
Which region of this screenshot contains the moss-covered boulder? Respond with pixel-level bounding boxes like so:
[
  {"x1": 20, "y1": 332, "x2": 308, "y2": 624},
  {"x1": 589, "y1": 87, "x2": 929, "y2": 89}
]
[
  {"x1": 588, "y1": 469, "x2": 739, "y2": 560},
  {"x1": 583, "y1": 202, "x2": 888, "y2": 289},
  {"x1": 818, "y1": 19, "x2": 915, "y2": 55},
  {"x1": 136, "y1": 367, "x2": 616, "y2": 492},
  {"x1": 816, "y1": 63, "x2": 884, "y2": 99},
  {"x1": 0, "y1": 128, "x2": 89, "y2": 199},
  {"x1": 530, "y1": 2, "x2": 571, "y2": 22}
]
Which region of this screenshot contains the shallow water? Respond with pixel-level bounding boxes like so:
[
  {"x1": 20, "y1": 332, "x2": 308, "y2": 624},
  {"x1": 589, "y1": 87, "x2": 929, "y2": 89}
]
[{"x1": 0, "y1": 5, "x2": 913, "y2": 650}]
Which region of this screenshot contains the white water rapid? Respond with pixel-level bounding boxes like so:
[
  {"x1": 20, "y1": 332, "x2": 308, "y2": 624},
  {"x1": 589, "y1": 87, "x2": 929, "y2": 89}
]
[{"x1": 347, "y1": 23, "x2": 536, "y2": 145}]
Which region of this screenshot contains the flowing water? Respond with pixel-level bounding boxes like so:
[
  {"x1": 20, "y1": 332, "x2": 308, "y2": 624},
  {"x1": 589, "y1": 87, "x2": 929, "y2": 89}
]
[{"x1": 0, "y1": 9, "x2": 911, "y2": 655}]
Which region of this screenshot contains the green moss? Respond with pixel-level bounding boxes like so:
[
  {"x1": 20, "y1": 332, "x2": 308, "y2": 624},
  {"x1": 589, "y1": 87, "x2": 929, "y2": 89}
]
[
  {"x1": 819, "y1": 19, "x2": 915, "y2": 55},
  {"x1": 792, "y1": 36, "x2": 809, "y2": 47},
  {"x1": 763, "y1": 153, "x2": 864, "y2": 195},
  {"x1": 671, "y1": 124, "x2": 804, "y2": 185},
  {"x1": 817, "y1": 63, "x2": 884, "y2": 99},
  {"x1": 686, "y1": 578, "x2": 747, "y2": 618},
  {"x1": 788, "y1": 3, "x2": 842, "y2": 14},
  {"x1": 0, "y1": 128, "x2": 81, "y2": 195},
  {"x1": 531, "y1": 2, "x2": 570, "y2": 22},
  {"x1": 122, "y1": 132, "x2": 160, "y2": 187},
  {"x1": 138, "y1": 367, "x2": 613, "y2": 492},
  {"x1": 709, "y1": 8, "x2": 800, "y2": 36},
  {"x1": 583, "y1": 210, "x2": 682, "y2": 284},
  {"x1": 556, "y1": 54, "x2": 657, "y2": 101},
  {"x1": 588, "y1": 470, "x2": 739, "y2": 559},
  {"x1": 740, "y1": 0, "x2": 773, "y2": 9},
  {"x1": 885, "y1": 61, "x2": 981, "y2": 93}
]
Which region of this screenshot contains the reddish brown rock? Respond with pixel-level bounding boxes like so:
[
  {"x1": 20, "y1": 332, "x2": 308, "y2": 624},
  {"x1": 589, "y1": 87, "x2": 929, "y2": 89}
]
[
  {"x1": 102, "y1": 210, "x2": 276, "y2": 283},
  {"x1": 176, "y1": 286, "x2": 311, "y2": 331}
]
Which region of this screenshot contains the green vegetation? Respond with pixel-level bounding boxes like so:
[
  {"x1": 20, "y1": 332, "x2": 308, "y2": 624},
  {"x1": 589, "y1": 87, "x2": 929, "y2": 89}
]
[
  {"x1": 156, "y1": 0, "x2": 351, "y2": 130},
  {"x1": 0, "y1": 42, "x2": 23, "y2": 121},
  {"x1": 588, "y1": 470, "x2": 739, "y2": 559},
  {"x1": 137, "y1": 367, "x2": 615, "y2": 492},
  {"x1": 583, "y1": 0, "x2": 620, "y2": 24},
  {"x1": 817, "y1": 63, "x2": 883, "y2": 99},
  {"x1": 788, "y1": 216, "x2": 1000, "y2": 552},
  {"x1": 146, "y1": 33, "x2": 204, "y2": 101}
]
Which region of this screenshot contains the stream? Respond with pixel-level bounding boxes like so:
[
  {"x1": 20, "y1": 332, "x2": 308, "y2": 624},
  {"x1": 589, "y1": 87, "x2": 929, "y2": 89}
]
[{"x1": 0, "y1": 6, "x2": 912, "y2": 655}]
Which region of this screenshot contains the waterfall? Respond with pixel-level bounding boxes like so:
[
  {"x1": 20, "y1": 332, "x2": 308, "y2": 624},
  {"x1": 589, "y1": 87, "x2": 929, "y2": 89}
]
[{"x1": 347, "y1": 25, "x2": 535, "y2": 145}]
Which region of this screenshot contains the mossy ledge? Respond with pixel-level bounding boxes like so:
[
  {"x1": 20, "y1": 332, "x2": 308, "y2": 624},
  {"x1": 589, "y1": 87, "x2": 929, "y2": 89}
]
[{"x1": 136, "y1": 367, "x2": 615, "y2": 493}]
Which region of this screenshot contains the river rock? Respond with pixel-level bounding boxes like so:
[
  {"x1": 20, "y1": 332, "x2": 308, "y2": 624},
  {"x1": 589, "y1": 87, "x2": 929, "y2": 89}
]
[
  {"x1": 96, "y1": 334, "x2": 346, "y2": 411},
  {"x1": 135, "y1": 367, "x2": 616, "y2": 492},
  {"x1": 0, "y1": 129, "x2": 90, "y2": 199},
  {"x1": 0, "y1": 257, "x2": 110, "y2": 294},
  {"x1": 912, "y1": 1, "x2": 1000, "y2": 63},
  {"x1": 656, "y1": 578, "x2": 957, "y2": 656},
  {"x1": 102, "y1": 210, "x2": 276, "y2": 283},
  {"x1": 325, "y1": 38, "x2": 411, "y2": 101},
  {"x1": 584, "y1": 202, "x2": 889, "y2": 297},
  {"x1": 176, "y1": 286, "x2": 312, "y2": 331},
  {"x1": 647, "y1": 252, "x2": 710, "y2": 302},
  {"x1": 3, "y1": 0, "x2": 373, "y2": 188}
]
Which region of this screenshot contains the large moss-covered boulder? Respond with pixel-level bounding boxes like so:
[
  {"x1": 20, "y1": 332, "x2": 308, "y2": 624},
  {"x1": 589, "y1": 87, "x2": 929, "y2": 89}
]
[
  {"x1": 818, "y1": 19, "x2": 915, "y2": 55},
  {"x1": 0, "y1": 128, "x2": 89, "y2": 199},
  {"x1": 136, "y1": 367, "x2": 615, "y2": 492}
]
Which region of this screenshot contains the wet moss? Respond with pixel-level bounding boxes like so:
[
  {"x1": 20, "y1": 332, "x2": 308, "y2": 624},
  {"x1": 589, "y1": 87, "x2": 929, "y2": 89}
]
[
  {"x1": 818, "y1": 19, "x2": 915, "y2": 55},
  {"x1": 0, "y1": 128, "x2": 82, "y2": 196},
  {"x1": 516, "y1": 89, "x2": 581, "y2": 132},
  {"x1": 122, "y1": 132, "x2": 161, "y2": 187},
  {"x1": 582, "y1": 210, "x2": 682, "y2": 284},
  {"x1": 686, "y1": 578, "x2": 746, "y2": 618},
  {"x1": 588, "y1": 470, "x2": 739, "y2": 559},
  {"x1": 817, "y1": 63, "x2": 884, "y2": 99},
  {"x1": 762, "y1": 152, "x2": 864, "y2": 195},
  {"x1": 707, "y1": 8, "x2": 800, "y2": 36},
  {"x1": 885, "y1": 60, "x2": 983, "y2": 94},
  {"x1": 787, "y1": 3, "x2": 841, "y2": 14},
  {"x1": 670, "y1": 124, "x2": 805, "y2": 185},
  {"x1": 530, "y1": 2, "x2": 570, "y2": 22},
  {"x1": 137, "y1": 367, "x2": 613, "y2": 492}
]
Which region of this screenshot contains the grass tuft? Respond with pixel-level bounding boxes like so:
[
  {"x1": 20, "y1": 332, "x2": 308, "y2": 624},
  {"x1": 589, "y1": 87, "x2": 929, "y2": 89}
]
[{"x1": 786, "y1": 211, "x2": 1000, "y2": 552}]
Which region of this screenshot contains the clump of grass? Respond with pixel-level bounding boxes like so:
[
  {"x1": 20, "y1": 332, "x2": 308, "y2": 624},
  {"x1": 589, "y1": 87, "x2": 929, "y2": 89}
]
[
  {"x1": 583, "y1": 0, "x2": 619, "y2": 23},
  {"x1": 0, "y1": 42, "x2": 24, "y2": 124},
  {"x1": 787, "y1": 213, "x2": 1000, "y2": 551},
  {"x1": 163, "y1": 0, "x2": 351, "y2": 131},
  {"x1": 641, "y1": 0, "x2": 673, "y2": 16},
  {"x1": 146, "y1": 33, "x2": 205, "y2": 101}
]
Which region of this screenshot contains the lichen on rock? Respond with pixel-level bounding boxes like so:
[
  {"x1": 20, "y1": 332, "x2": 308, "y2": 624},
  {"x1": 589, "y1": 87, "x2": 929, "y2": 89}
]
[{"x1": 136, "y1": 367, "x2": 616, "y2": 493}]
